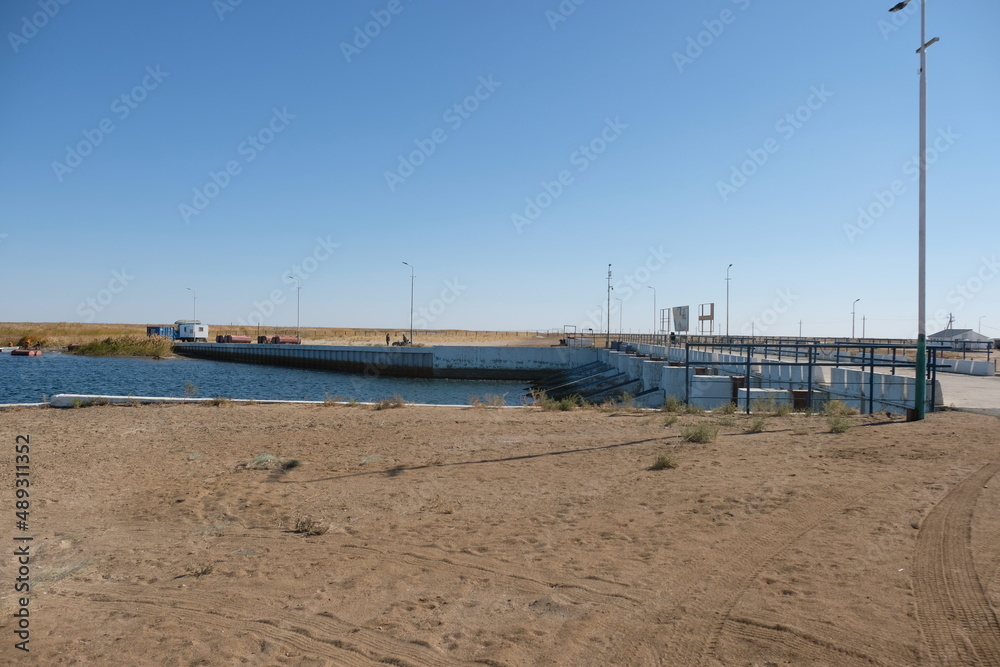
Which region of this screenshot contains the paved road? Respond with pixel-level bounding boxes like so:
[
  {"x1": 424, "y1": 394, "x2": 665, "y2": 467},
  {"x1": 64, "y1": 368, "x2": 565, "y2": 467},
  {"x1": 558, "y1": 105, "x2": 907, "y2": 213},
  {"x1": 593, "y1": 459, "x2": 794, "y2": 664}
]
[{"x1": 925, "y1": 371, "x2": 1000, "y2": 417}]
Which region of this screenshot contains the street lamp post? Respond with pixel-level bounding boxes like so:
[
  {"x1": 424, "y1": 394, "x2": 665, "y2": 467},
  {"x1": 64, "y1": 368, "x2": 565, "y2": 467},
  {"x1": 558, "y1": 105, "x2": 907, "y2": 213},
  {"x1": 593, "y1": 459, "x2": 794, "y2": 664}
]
[
  {"x1": 888, "y1": 0, "x2": 938, "y2": 419},
  {"x1": 402, "y1": 262, "x2": 414, "y2": 344},
  {"x1": 186, "y1": 287, "x2": 197, "y2": 321},
  {"x1": 725, "y1": 263, "x2": 733, "y2": 337},
  {"x1": 647, "y1": 286, "x2": 656, "y2": 339},
  {"x1": 606, "y1": 264, "x2": 612, "y2": 348},
  {"x1": 287, "y1": 276, "x2": 300, "y2": 343},
  {"x1": 852, "y1": 298, "x2": 861, "y2": 338}
]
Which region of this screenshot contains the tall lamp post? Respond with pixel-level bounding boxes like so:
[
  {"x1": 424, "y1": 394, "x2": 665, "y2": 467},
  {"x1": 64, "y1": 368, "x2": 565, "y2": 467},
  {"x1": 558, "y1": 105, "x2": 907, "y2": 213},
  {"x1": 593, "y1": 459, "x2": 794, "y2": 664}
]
[
  {"x1": 888, "y1": 0, "x2": 938, "y2": 420},
  {"x1": 647, "y1": 286, "x2": 656, "y2": 338},
  {"x1": 186, "y1": 287, "x2": 197, "y2": 322},
  {"x1": 615, "y1": 297, "x2": 623, "y2": 336},
  {"x1": 852, "y1": 298, "x2": 861, "y2": 338},
  {"x1": 606, "y1": 264, "x2": 612, "y2": 348},
  {"x1": 402, "y1": 262, "x2": 414, "y2": 344},
  {"x1": 725, "y1": 263, "x2": 733, "y2": 336},
  {"x1": 287, "y1": 276, "x2": 300, "y2": 343}
]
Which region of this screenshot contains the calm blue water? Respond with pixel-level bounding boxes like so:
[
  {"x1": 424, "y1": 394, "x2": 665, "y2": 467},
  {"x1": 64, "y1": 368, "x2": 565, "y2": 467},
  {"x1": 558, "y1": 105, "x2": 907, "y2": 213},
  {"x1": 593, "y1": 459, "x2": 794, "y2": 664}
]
[{"x1": 0, "y1": 352, "x2": 531, "y2": 405}]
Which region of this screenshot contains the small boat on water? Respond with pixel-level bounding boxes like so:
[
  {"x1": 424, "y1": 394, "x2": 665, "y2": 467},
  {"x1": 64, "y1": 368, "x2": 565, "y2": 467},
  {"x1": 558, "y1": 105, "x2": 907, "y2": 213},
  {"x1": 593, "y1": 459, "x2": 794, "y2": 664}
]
[
  {"x1": 11, "y1": 349, "x2": 42, "y2": 356},
  {"x1": 0, "y1": 346, "x2": 16, "y2": 353}
]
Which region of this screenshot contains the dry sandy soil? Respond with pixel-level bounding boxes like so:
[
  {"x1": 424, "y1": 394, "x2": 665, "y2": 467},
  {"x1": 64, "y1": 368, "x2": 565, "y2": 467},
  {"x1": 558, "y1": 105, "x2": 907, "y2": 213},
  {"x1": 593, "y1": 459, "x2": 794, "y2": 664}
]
[{"x1": 1, "y1": 403, "x2": 998, "y2": 666}]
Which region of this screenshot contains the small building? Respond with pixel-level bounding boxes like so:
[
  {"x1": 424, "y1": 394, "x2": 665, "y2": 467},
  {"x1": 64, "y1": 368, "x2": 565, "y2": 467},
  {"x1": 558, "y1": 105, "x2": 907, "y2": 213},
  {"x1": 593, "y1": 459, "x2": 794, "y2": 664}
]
[
  {"x1": 928, "y1": 328, "x2": 993, "y2": 352},
  {"x1": 175, "y1": 320, "x2": 209, "y2": 342}
]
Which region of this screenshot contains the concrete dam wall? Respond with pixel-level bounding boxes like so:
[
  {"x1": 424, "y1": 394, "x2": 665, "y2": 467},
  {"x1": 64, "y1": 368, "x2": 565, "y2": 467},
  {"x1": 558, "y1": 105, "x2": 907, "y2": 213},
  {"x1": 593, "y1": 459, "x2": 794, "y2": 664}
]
[{"x1": 173, "y1": 343, "x2": 599, "y2": 381}]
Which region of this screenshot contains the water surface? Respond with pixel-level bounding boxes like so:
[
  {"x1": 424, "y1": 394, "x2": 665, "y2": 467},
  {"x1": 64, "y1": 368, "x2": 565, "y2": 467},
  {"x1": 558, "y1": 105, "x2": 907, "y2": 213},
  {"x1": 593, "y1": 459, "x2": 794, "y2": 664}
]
[{"x1": 0, "y1": 352, "x2": 530, "y2": 405}]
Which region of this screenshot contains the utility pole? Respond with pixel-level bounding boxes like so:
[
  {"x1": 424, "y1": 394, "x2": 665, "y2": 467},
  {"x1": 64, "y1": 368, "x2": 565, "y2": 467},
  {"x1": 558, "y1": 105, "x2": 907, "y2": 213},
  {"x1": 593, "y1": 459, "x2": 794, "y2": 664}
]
[
  {"x1": 862, "y1": 315, "x2": 866, "y2": 339},
  {"x1": 887, "y1": 0, "x2": 938, "y2": 420},
  {"x1": 287, "y1": 275, "x2": 300, "y2": 343},
  {"x1": 606, "y1": 264, "x2": 612, "y2": 348},
  {"x1": 402, "y1": 262, "x2": 414, "y2": 344},
  {"x1": 726, "y1": 263, "x2": 733, "y2": 336}
]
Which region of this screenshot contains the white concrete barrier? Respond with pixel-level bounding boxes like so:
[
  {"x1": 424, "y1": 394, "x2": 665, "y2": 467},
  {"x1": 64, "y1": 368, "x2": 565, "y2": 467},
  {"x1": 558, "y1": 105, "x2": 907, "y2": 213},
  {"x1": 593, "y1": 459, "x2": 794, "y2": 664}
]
[{"x1": 690, "y1": 376, "x2": 733, "y2": 410}]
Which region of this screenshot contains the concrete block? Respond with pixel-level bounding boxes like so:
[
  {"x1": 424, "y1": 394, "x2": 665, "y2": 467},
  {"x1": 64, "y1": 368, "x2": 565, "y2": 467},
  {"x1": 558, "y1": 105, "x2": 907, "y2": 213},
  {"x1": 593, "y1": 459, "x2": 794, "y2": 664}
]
[
  {"x1": 882, "y1": 374, "x2": 907, "y2": 415},
  {"x1": 627, "y1": 357, "x2": 644, "y2": 384},
  {"x1": 641, "y1": 360, "x2": 666, "y2": 391},
  {"x1": 661, "y1": 366, "x2": 693, "y2": 401},
  {"x1": 690, "y1": 376, "x2": 733, "y2": 410}
]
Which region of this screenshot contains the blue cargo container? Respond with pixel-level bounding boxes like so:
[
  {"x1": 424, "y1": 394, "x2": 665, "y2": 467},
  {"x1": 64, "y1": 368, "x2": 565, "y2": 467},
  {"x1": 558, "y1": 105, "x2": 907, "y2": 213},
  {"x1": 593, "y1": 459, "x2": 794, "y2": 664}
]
[{"x1": 146, "y1": 325, "x2": 178, "y2": 340}]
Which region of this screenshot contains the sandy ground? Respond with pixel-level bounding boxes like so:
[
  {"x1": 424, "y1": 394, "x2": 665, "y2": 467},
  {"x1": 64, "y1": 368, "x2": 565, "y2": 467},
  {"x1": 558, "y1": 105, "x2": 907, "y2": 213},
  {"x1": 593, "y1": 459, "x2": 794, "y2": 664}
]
[{"x1": 1, "y1": 403, "x2": 999, "y2": 666}]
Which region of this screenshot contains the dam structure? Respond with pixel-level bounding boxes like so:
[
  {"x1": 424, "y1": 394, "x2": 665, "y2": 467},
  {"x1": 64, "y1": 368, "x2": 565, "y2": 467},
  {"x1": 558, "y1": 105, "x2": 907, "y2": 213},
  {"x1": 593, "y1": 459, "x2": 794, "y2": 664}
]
[
  {"x1": 173, "y1": 341, "x2": 942, "y2": 414},
  {"x1": 172, "y1": 343, "x2": 599, "y2": 381}
]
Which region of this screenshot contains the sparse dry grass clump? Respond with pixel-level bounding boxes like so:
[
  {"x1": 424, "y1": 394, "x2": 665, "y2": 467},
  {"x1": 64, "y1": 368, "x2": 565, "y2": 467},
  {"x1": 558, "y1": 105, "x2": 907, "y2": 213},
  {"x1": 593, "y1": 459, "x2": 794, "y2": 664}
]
[
  {"x1": 751, "y1": 397, "x2": 792, "y2": 416},
  {"x1": 205, "y1": 397, "x2": 232, "y2": 407},
  {"x1": 70, "y1": 397, "x2": 110, "y2": 408},
  {"x1": 532, "y1": 390, "x2": 583, "y2": 411},
  {"x1": 828, "y1": 415, "x2": 851, "y2": 433},
  {"x1": 661, "y1": 396, "x2": 684, "y2": 413},
  {"x1": 293, "y1": 516, "x2": 329, "y2": 536},
  {"x1": 188, "y1": 563, "x2": 214, "y2": 578},
  {"x1": 68, "y1": 335, "x2": 173, "y2": 359},
  {"x1": 650, "y1": 453, "x2": 679, "y2": 470},
  {"x1": 373, "y1": 395, "x2": 406, "y2": 410},
  {"x1": 747, "y1": 416, "x2": 767, "y2": 433},
  {"x1": 716, "y1": 416, "x2": 737, "y2": 428},
  {"x1": 469, "y1": 393, "x2": 507, "y2": 408},
  {"x1": 681, "y1": 424, "x2": 719, "y2": 443},
  {"x1": 824, "y1": 399, "x2": 858, "y2": 417},
  {"x1": 663, "y1": 415, "x2": 679, "y2": 427},
  {"x1": 239, "y1": 453, "x2": 301, "y2": 472},
  {"x1": 715, "y1": 402, "x2": 737, "y2": 415}
]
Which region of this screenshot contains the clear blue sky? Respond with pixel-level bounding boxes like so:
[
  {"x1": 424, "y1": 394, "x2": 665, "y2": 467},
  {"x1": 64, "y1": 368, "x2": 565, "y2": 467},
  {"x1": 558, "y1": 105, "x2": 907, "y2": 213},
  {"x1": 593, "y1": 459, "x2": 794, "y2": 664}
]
[{"x1": 2, "y1": 0, "x2": 997, "y2": 338}]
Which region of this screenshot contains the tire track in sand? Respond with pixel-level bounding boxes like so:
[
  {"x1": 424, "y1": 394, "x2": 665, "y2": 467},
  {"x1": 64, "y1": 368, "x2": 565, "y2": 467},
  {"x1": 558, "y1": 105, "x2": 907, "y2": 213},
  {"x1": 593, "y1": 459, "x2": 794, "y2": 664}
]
[
  {"x1": 914, "y1": 460, "x2": 1000, "y2": 666},
  {"x1": 50, "y1": 586, "x2": 464, "y2": 666}
]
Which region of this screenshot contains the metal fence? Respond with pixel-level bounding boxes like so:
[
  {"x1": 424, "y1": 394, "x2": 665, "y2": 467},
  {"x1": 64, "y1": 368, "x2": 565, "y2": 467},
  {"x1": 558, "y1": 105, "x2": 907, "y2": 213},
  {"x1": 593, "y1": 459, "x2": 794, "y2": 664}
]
[{"x1": 614, "y1": 336, "x2": 940, "y2": 416}]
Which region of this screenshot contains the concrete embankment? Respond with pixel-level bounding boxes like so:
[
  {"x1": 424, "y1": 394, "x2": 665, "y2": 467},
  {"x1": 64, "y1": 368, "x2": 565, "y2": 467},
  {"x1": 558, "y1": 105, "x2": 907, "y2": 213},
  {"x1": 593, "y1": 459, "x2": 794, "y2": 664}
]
[{"x1": 173, "y1": 343, "x2": 598, "y2": 381}]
